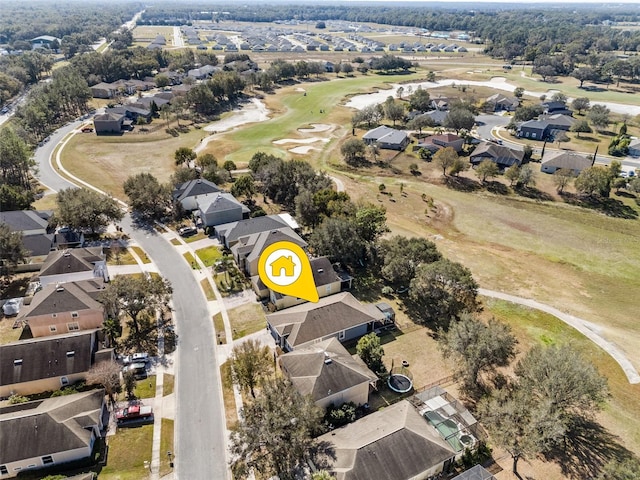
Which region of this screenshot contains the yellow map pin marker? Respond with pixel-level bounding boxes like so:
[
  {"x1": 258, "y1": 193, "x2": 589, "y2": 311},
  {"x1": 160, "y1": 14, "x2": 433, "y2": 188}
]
[{"x1": 258, "y1": 241, "x2": 319, "y2": 303}]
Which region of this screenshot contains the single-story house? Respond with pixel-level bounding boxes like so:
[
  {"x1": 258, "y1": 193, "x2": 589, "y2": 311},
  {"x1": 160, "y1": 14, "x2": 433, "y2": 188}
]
[
  {"x1": 252, "y1": 257, "x2": 344, "y2": 309},
  {"x1": 197, "y1": 192, "x2": 250, "y2": 228},
  {"x1": 232, "y1": 228, "x2": 307, "y2": 277},
  {"x1": 131, "y1": 96, "x2": 170, "y2": 110},
  {"x1": 93, "y1": 112, "x2": 125, "y2": 134},
  {"x1": 90, "y1": 82, "x2": 117, "y2": 99},
  {"x1": 540, "y1": 151, "x2": 592, "y2": 175},
  {"x1": 30, "y1": 35, "x2": 61, "y2": 50},
  {"x1": 0, "y1": 390, "x2": 107, "y2": 478},
  {"x1": 486, "y1": 93, "x2": 519, "y2": 112},
  {"x1": 279, "y1": 337, "x2": 378, "y2": 409},
  {"x1": 38, "y1": 247, "x2": 109, "y2": 287},
  {"x1": 173, "y1": 178, "x2": 223, "y2": 211},
  {"x1": 18, "y1": 281, "x2": 106, "y2": 338},
  {"x1": 517, "y1": 114, "x2": 576, "y2": 140},
  {"x1": 470, "y1": 142, "x2": 524, "y2": 169},
  {"x1": 628, "y1": 138, "x2": 640, "y2": 157},
  {"x1": 315, "y1": 400, "x2": 457, "y2": 480},
  {"x1": 104, "y1": 105, "x2": 152, "y2": 123},
  {"x1": 417, "y1": 133, "x2": 464, "y2": 153},
  {"x1": 0, "y1": 329, "x2": 112, "y2": 397},
  {"x1": 424, "y1": 109, "x2": 448, "y2": 126},
  {"x1": 362, "y1": 126, "x2": 410, "y2": 151},
  {"x1": 0, "y1": 210, "x2": 54, "y2": 259},
  {"x1": 542, "y1": 100, "x2": 573, "y2": 116},
  {"x1": 214, "y1": 214, "x2": 299, "y2": 249},
  {"x1": 266, "y1": 292, "x2": 388, "y2": 351},
  {"x1": 431, "y1": 96, "x2": 450, "y2": 111}
]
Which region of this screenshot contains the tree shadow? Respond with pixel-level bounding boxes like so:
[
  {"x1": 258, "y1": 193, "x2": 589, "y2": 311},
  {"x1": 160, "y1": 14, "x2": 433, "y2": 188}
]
[
  {"x1": 444, "y1": 175, "x2": 482, "y2": 192},
  {"x1": 485, "y1": 181, "x2": 510, "y2": 195},
  {"x1": 310, "y1": 440, "x2": 337, "y2": 471},
  {"x1": 543, "y1": 417, "x2": 636, "y2": 480},
  {"x1": 514, "y1": 186, "x2": 554, "y2": 201},
  {"x1": 561, "y1": 193, "x2": 639, "y2": 219}
]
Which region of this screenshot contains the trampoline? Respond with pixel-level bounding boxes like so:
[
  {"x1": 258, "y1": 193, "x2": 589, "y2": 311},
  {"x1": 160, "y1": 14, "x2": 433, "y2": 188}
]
[{"x1": 387, "y1": 373, "x2": 413, "y2": 393}]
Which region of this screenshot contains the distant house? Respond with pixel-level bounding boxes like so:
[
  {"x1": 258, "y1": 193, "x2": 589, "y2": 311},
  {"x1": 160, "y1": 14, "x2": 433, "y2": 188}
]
[
  {"x1": 540, "y1": 151, "x2": 592, "y2": 175},
  {"x1": 486, "y1": 93, "x2": 519, "y2": 112},
  {"x1": 0, "y1": 329, "x2": 112, "y2": 397},
  {"x1": 279, "y1": 338, "x2": 378, "y2": 409},
  {"x1": 430, "y1": 96, "x2": 449, "y2": 111},
  {"x1": 518, "y1": 114, "x2": 576, "y2": 140},
  {"x1": 30, "y1": 35, "x2": 61, "y2": 50},
  {"x1": 214, "y1": 214, "x2": 299, "y2": 249},
  {"x1": 104, "y1": 105, "x2": 151, "y2": 123},
  {"x1": 266, "y1": 292, "x2": 388, "y2": 351},
  {"x1": 252, "y1": 256, "x2": 348, "y2": 309},
  {"x1": 628, "y1": 138, "x2": 640, "y2": 157},
  {"x1": 0, "y1": 210, "x2": 54, "y2": 259},
  {"x1": 38, "y1": 247, "x2": 109, "y2": 287},
  {"x1": 470, "y1": 142, "x2": 524, "y2": 169},
  {"x1": 131, "y1": 95, "x2": 170, "y2": 110},
  {"x1": 363, "y1": 126, "x2": 410, "y2": 151},
  {"x1": 231, "y1": 228, "x2": 307, "y2": 276},
  {"x1": 423, "y1": 109, "x2": 448, "y2": 126},
  {"x1": 18, "y1": 281, "x2": 106, "y2": 338},
  {"x1": 197, "y1": 192, "x2": 250, "y2": 228},
  {"x1": 173, "y1": 178, "x2": 223, "y2": 211},
  {"x1": 315, "y1": 400, "x2": 457, "y2": 480},
  {"x1": 542, "y1": 100, "x2": 573, "y2": 116},
  {"x1": 0, "y1": 390, "x2": 107, "y2": 478},
  {"x1": 90, "y1": 82, "x2": 117, "y2": 99},
  {"x1": 417, "y1": 133, "x2": 464, "y2": 153},
  {"x1": 93, "y1": 112, "x2": 126, "y2": 134}
]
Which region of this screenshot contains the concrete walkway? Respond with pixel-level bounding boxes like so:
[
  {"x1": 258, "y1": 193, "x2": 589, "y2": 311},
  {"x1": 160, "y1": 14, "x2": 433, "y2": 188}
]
[{"x1": 479, "y1": 288, "x2": 640, "y2": 384}]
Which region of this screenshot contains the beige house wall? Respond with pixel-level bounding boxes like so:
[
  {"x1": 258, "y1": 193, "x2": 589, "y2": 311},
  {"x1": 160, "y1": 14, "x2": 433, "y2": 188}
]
[
  {"x1": 315, "y1": 382, "x2": 370, "y2": 410},
  {"x1": 0, "y1": 373, "x2": 86, "y2": 397}
]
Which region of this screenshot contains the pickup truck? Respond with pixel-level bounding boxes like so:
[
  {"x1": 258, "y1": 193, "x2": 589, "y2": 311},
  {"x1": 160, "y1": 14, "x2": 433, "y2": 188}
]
[{"x1": 116, "y1": 404, "x2": 153, "y2": 425}]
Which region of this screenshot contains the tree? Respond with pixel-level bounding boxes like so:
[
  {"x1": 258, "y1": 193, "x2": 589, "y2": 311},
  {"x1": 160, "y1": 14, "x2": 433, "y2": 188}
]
[
  {"x1": 475, "y1": 159, "x2": 500, "y2": 183},
  {"x1": 197, "y1": 153, "x2": 218, "y2": 169},
  {"x1": 0, "y1": 127, "x2": 34, "y2": 209},
  {"x1": 513, "y1": 87, "x2": 524, "y2": 99},
  {"x1": 378, "y1": 236, "x2": 442, "y2": 286},
  {"x1": 309, "y1": 217, "x2": 366, "y2": 266},
  {"x1": 341, "y1": 63, "x2": 353, "y2": 75},
  {"x1": 155, "y1": 74, "x2": 170, "y2": 88},
  {"x1": 571, "y1": 97, "x2": 591, "y2": 115},
  {"x1": 174, "y1": 147, "x2": 196, "y2": 167},
  {"x1": 223, "y1": 160, "x2": 237, "y2": 178},
  {"x1": 434, "y1": 147, "x2": 459, "y2": 176},
  {"x1": 354, "y1": 204, "x2": 388, "y2": 243},
  {"x1": 230, "y1": 378, "x2": 323, "y2": 480},
  {"x1": 384, "y1": 101, "x2": 404, "y2": 126},
  {"x1": 99, "y1": 274, "x2": 172, "y2": 338},
  {"x1": 230, "y1": 174, "x2": 256, "y2": 201},
  {"x1": 439, "y1": 315, "x2": 517, "y2": 395},
  {"x1": 123, "y1": 173, "x2": 172, "y2": 219},
  {"x1": 550, "y1": 92, "x2": 568, "y2": 104},
  {"x1": 597, "y1": 458, "x2": 640, "y2": 480},
  {"x1": 449, "y1": 157, "x2": 470, "y2": 177},
  {"x1": 572, "y1": 67, "x2": 596, "y2": 88},
  {"x1": 571, "y1": 119, "x2": 592, "y2": 138},
  {"x1": 86, "y1": 360, "x2": 121, "y2": 405},
  {"x1": 409, "y1": 259, "x2": 479, "y2": 328},
  {"x1": 312, "y1": 471, "x2": 335, "y2": 480},
  {"x1": 517, "y1": 164, "x2": 536, "y2": 188},
  {"x1": 588, "y1": 104, "x2": 611, "y2": 132},
  {"x1": 553, "y1": 168, "x2": 574, "y2": 193},
  {"x1": 628, "y1": 177, "x2": 640, "y2": 194},
  {"x1": 122, "y1": 370, "x2": 136, "y2": 400},
  {"x1": 536, "y1": 65, "x2": 556, "y2": 82},
  {"x1": 444, "y1": 107, "x2": 475, "y2": 133},
  {"x1": 555, "y1": 131, "x2": 570, "y2": 148},
  {"x1": 56, "y1": 188, "x2": 123, "y2": 233},
  {"x1": 408, "y1": 88, "x2": 431, "y2": 112},
  {"x1": 514, "y1": 105, "x2": 544, "y2": 122},
  {"x1": 407, "y1": 114, "x2": 435, "y2": 135},
  {"x1": 0, "y1": 223, "x2": 27, "y2": 281},
  {"x1": 575, "y1": 166, "x2": 612, "y2": 197},
  {"x1": 230, "y1": 339, "x2": 273, "y2": 399},
  {"x1": 356, "y1": 333, "x2": 386, "y2": 374},
  {"x1": 504, "y1": 164, "x2": 521, "y2": 186},
  {"x1": 341, "y1": 138, "x2": 367, "y2": 166}
]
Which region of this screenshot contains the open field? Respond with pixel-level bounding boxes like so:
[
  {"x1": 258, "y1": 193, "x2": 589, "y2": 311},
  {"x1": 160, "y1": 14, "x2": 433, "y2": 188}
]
[
  {"x1": 228, "y1": 302, "x2": 266, "y2": 340},
  {"x1": 132, "y1": 25, "x2": 175, "y2": 42}
]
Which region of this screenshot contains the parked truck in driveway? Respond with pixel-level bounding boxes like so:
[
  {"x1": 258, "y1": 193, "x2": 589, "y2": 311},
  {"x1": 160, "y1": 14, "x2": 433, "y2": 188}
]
[{"x1": 116, "y1": 403, "x2": 153, "y2": 425}]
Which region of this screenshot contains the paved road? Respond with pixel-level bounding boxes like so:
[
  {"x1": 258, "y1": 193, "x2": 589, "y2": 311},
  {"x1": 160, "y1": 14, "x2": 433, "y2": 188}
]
[
  {"x1": 34, "y1": 128, "x2": 229, "y2": 480},
  {"x1": 173, "y1": 26, "x2": 184, "y2": 48},
  {"x1": 479, "y1": 288, "x2": 640, "y2": 384}
]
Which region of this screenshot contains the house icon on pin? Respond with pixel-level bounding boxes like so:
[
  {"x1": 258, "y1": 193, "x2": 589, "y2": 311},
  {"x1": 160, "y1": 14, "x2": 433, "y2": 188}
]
[{"x1": 270, "y1": 255, "x2": 296, "y2": 277}]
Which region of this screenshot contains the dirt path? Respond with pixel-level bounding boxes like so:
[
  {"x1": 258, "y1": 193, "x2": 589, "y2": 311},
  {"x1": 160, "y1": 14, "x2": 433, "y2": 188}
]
[{"x1": 479, "y1": 288, "x2": 640, "y2": 384}]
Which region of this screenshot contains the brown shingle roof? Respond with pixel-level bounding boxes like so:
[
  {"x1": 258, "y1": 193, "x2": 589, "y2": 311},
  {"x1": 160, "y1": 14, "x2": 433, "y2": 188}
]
[{"x1": 39, "y1": 248, "x2": 104, "y2": 278}]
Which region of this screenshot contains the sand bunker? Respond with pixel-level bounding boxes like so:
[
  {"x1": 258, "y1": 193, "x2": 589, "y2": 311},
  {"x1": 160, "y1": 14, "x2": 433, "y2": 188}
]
[
  {"x1": 203, "y1": 98, "x2": 269, "y2": 133},
  {"x1": 273, "y1": 137, "x2": 329, "y2": 145},
  {"x1": 298, "y1": 123, "x2": 332, "y2": 133},
  {"x1": 289, "y1": 146, "x2": 318, "y2": 154}
]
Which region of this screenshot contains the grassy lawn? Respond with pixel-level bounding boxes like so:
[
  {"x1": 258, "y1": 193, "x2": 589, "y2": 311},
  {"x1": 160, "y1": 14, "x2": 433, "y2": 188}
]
[
  {"x1": 0, "y1": 318, "x2": 22, "y2": 345},
  {"x1": 213, "y1": 313, "x2": 226, "y2": 344},
  {"x1": 32, "y1": 192, "x2": 58, "y2": 211},
  {"x1": 170, "y1": 238, "x2": 181, "y2": 246},
  {"x1": 200, "y1": 278, "x2": 216, "y2": 301},
  {"x1": 163, "y1": 373, "x2": 175, "y2": 397},
  {"x1": 228, "y1": 302, "x2": 266, "y2": 340},
  {"x1": 220, "y1": 361, "x2": 238, "y2": 429},
  {"x1": 195, "y1": 245, "x2": 223, "y2": 267},
  {"x1": 116, "y1": 375, "x2": 156, "y2": 401},
  {"x1": 131, "y1": 246, "x2": 151, "y2": 264},
  {"x1": 213, "y1": 272, "x2": 246, "y2": 296},
  {"x1": 184, "y1": 231, "x2": 208, "y2": 243},
  {"x1": 99, "y1": 424, "x2": 153, "y2": 480},
  {"x1": 159, "y1": 419, "x2": 175, "y2": 477},
  {"x1": 106, "y1": 248, "x2": 137, "y2": 266},
  {"x1": 183, "y1": 252, "x2": 198, "y2": 269}
]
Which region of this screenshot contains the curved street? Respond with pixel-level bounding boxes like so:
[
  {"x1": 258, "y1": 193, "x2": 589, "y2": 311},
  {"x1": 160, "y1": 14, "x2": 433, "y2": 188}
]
[{"x1": 34, "y1": 128, "x2": 229, "y2": 480}]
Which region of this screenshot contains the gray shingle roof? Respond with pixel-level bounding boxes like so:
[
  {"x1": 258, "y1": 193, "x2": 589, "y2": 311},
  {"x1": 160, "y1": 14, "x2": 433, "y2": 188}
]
[
  {"x1": 541, "y1": 151, "x2": 591, "y2": 172},
  {"x1": 173, "y1": 179, "x2": 222, "y2": 201},
  {"x1": 198, "y1": 193, "x2": 249, "y2": 214},
  {"x1": 280, "y1": 338, "x2": 377, "y2": 403},
  {"x1": 317, "y1": 400, "x2": 456, "y2": 480},
  {"x1": 215, "y1": 215, "x2": 290, "y2": 246},
  {"x1": 0, "y1": 210, "x2": 51, "y2": 233},
  {"x1": 38, "y1": 248, "x2": 104, "y2": 278},
  {"x1": 21, "y1": 281, "x2": 103, "y2": 318},
  {"x1": 0, "y1": 389, "x2": 104, "y2": 464}
]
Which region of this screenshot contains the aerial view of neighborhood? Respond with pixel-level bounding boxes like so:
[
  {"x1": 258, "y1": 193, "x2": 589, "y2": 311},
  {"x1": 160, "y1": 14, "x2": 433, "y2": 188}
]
[{"x1": 2, "y1": 0, "x2": 640, "y2": 479}]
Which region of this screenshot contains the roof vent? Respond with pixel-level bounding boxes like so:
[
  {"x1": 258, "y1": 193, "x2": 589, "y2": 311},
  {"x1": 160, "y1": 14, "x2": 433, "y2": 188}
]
[
  {"x1": 56, "y1": 286, "x2": 65, "y2": 292},
  {"x1": 62, "y1": 250, "x2": 71, "y2": 257},
  {"x1": 317, "y1": 268, "x2": 324, "y2": 273},
  {"x1": 66, "y1": 351, "x2": 75, "y2": 357},
  {"x1": 323, "y1": 352, "x2": 332, "y2": 364},
  {"x1": 14, "y1": 359, "x2": 23, "y2": 366}
]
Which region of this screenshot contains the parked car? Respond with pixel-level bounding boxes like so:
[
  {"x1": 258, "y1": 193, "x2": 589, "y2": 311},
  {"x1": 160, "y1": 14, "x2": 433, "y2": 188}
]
[
  {"x1": 178, "y1": 226, "x2": 197, "y2": 237},
  {"x1": 125, "y1": 362, "x2": 148, "y2": 380},
  {"x1": 132, "y1": 352, "x2": 149, "y2": 363},
  {"x1": 2, "y1": 298, "x2": 23, "y2": 317}
]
